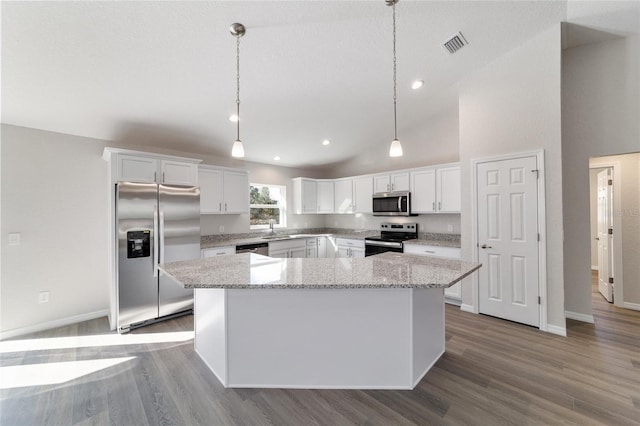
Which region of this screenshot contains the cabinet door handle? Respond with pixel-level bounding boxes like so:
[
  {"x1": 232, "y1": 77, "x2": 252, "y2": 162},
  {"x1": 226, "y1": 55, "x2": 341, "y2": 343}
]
[
  {"x1": 162, "y1": 172, "x2": 165, "y2": 183},
  {"x1": 433, "y1": 202, "x2": 436, "y2": 211},
  {"x1": 424, "y1": 250, "x2": 436, "y2": 254},
  {"x1": 438, "y1": 202, "x2": 441, "y2": 211},
  {"x1": 480, "y1": 244, "x2": 492, "y2": 249},
  {"x1": 225, "y1": 203, "x2": 227, "y2": 212},
  {"x1": 154, "y1": 171, "x2": 157, "y2": 182},
  {"x1": 387, "y1": 183, "x2": 390, "y2": 191},
  {"x1": 219, "y1": 202, "x2": 222, "y2": 212}
]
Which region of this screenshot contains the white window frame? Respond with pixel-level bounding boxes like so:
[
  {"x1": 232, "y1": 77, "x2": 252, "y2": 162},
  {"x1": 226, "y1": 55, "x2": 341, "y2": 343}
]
[{"x1": 250, "y1": 183, "x2": 287, "y2": 230}]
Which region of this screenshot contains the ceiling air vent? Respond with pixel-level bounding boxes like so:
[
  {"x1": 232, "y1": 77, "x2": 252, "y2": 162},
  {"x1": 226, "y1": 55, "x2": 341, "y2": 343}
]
[{"x1": 442, "y1": 31, "x2": 468, "y2": 54}]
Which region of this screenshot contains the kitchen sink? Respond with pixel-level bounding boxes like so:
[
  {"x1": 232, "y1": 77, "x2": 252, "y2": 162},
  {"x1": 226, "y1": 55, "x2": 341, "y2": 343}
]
[{"x1": 261, "y1": 235, "x2": 290, "y2": 240}]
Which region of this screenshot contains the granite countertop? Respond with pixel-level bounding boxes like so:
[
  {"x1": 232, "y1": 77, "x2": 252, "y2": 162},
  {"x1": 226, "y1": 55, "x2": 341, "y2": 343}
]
[
  {"x1": 200, "y1": 229, "x2": 380, "y2": 249},
  {"x1": 200, "y1": 229, "x2": 460, "y2": 249},
  {"x1": 159, "y1": 252, "x2": 480, "y2": 290}
]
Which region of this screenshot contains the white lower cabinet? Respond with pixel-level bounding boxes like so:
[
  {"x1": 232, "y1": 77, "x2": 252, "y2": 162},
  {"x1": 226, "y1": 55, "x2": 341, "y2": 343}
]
[
  {"x1": 336, "y1": 238, "x2": 365, "y2": 258},
  {"x1": 403, "y1": 244, "x2": 461, "y2": 302},
  {"x1": 202, "y1": 246, "x2": 236, "y2": 258},
  {"x1": 269, "y1": 239, "x2": 307, "y2": 258}
]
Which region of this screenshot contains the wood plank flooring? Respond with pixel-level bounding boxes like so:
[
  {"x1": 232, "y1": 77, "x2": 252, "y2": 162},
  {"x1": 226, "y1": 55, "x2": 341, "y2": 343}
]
[{"x1": 2, "y1": 275, "x2": 639, "y2": 425}]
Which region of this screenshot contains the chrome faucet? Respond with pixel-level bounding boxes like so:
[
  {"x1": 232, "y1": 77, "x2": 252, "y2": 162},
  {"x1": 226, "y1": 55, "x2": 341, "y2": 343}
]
[{"x1": 268, "y1": 219, "x2": 275, "y2": 235}]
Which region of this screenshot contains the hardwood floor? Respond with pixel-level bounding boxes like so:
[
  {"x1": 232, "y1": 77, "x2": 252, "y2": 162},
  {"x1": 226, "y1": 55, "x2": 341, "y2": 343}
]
[{"x1": 2, "y1": 277, "x2": 639, "y2": 425}]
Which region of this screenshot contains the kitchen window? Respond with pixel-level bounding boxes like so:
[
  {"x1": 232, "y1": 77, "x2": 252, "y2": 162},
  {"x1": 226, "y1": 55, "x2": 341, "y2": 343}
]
[{"x1": 250, "y1": 183, "x2": 286, "y2": 230}]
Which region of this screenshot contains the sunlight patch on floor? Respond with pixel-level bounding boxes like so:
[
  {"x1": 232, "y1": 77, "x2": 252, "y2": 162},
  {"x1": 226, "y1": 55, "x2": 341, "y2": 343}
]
[
  {"x1": 0, "y1": 357, "x2": 135, "y2": 389},
  {"x1": 0, "y1": 331, "x2": 194, "y2": 354}
]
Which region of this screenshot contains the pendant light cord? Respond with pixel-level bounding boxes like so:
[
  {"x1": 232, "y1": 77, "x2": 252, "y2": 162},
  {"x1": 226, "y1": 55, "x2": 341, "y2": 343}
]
[
  {"x1": 236, "y1": 34, "x2": 241, "y2": 141},
  {"x1": 392, "y1": 2, "x2": 397, "y2": 141}
]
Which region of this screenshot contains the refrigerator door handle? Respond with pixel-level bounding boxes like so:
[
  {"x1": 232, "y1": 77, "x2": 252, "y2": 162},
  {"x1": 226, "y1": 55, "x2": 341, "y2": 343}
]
[
  {"x1": 159, "y1": 210, "x2": 165, "y2": 266},
  {"x1": 153, "y1": 206, "x2": 159, "y2": 277}
]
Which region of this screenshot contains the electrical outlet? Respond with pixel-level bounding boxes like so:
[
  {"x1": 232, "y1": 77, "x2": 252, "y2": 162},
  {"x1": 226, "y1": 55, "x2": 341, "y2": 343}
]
[
  {"x1": 447, "y1": 225, "x2": 453, "y2": 232},
  {"x1": 219, "y1": 225, "x2": 225, "y2": 233},
  {"x1": 8, "y1": 233, "x2": 21, "y2": 246},
  {"x1": 38, "y1": 291, "x2": 50, "y2": 304}
]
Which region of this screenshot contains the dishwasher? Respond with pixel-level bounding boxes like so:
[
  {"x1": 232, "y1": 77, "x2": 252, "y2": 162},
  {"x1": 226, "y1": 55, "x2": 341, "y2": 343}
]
[{"x1": 235, "y1": 242, "x2": 269, "y2": 256}]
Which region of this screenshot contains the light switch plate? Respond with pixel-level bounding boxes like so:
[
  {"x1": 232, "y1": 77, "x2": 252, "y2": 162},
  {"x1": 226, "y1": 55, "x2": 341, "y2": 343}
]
[{"x1": 8, "y1": 233, "x2": 21, "y2": 246}]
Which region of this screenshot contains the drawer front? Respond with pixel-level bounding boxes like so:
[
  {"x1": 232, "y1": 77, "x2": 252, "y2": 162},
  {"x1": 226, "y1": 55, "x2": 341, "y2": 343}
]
[
  {"x1": 335, "y1": 238, "x2": 365, "y2": 249},
  {"x1": 403, "y1": 244, "x2": 460, "y2": 259}
]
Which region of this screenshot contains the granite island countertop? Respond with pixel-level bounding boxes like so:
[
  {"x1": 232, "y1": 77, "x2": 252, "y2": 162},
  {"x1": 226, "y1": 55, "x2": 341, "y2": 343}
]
[{"x1": 159, "y1": 252, "x2": 480, "y2": 289}]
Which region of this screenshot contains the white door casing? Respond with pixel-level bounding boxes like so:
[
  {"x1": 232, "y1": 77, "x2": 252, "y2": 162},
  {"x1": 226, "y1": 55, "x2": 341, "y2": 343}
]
[
  {"x1": 596, "y1": 169, "x2": 614, "y2": 303},
  {"x1": 477, "y1": 156, "x2": 540, "y2": 327}
]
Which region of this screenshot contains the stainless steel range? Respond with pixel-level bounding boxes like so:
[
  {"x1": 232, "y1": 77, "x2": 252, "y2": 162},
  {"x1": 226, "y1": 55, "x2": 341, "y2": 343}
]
[{"x1": 364, "y1": 222, "x2": 418, "y2": 256}]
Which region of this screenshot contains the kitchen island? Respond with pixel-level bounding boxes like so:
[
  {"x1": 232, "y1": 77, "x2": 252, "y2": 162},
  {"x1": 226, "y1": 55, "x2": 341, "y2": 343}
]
[{"x1": 159, "y1": 252, "x2": 480, "y2": 390}]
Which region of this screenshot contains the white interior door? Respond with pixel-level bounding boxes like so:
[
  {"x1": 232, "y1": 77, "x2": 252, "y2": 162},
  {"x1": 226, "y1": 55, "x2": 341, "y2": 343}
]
[
  {"x1": 477, "y1": 156, "x2": 540, "y2": 327},
  {"x1": 596, "y1": 169, "x2": 614, "y2": 302}
]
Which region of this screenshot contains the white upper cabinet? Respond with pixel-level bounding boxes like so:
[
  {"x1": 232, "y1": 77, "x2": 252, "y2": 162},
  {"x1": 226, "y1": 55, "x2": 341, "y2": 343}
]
[
  {"x1": 353, "y1": 176, "x2": 373, "y2": 213},
  {"x1": 334, "y1": 178, "x2": 353, "y2": 214},
  {"x1": 104, "y1": 148, "x2": 201, "y2": 186},
  {"x1": 293, "y1": 178, "x2": 318, "y2": 214},
  {"x1": 411, "y1": 165, "x2": 460, "y2": 213},
  {"x1": 160, "y1": 160, "x2": 199, "y2": 186},
  {"x1": 436, "y1": 166, "x2": 461, "y2": 213},
  {"x1": 118, "y1": 155, "x2": 158, "y2": 183},
  {"x1": 199, "y1": 166, "x2": 249, "y2": 214},
  {"x1": 373, "y1": 172, "x2": 410, "y2": 193},
  {"x1": 199, "y1": 168, "x2": 223, "y2": 213},
  {"x1": 223, "y1": 170, "x2": 250, "y2": 213},
  {"x1": 317, "y1": 180, "x2": 335, "y2": 214},
  {"x1": 411, "y1": 169, "x2": 436, "y2": 213}
]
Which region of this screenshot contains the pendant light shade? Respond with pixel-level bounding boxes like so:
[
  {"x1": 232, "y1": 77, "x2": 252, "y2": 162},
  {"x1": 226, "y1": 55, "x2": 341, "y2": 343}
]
[
  {"x1": 231, "y1": 140, "x2": 245, "y2": 158},
  {"x1": 230, "y1": 23, "x2": 246, "y2": 158},
  {"x1": 389, "y1": 138, "x2": 403, "y2": 157},
  {"x1": 387, "y1": 0, "x2": 403, "y2": 158}
]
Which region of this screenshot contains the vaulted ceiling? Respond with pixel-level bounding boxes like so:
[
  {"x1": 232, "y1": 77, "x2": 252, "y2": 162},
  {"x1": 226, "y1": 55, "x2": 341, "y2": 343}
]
[{"x1": 2, "y1": 1, "x2": 638, "y2": 168}]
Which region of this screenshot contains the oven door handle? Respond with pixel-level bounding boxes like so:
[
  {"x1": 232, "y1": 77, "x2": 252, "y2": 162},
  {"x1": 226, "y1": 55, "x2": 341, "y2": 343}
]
[{"x1": 365, "y1": 240, "x2": 403, "y2": 248}]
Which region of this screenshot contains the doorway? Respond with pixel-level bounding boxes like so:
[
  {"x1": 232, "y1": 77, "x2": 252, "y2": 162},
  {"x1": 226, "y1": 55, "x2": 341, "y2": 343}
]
[{"x1": 589, "y1": 153, "x2": 640, "y2": 311}]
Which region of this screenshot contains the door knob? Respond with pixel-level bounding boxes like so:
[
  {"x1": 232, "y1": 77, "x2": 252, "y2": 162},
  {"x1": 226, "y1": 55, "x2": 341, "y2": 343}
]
[{"x1": 480, "y1": 244, "x2": 492, "y2": 249}]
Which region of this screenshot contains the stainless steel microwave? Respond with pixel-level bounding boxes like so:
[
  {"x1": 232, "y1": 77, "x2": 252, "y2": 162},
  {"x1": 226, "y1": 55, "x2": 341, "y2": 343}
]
[{"x1": 372, "y1": 191, "x2": 414, "y2": 216}]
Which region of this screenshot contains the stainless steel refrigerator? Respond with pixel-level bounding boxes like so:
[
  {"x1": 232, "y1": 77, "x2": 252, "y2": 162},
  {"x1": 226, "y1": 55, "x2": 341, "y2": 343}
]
[{"x1": 116, "y1": 181, "x2": 200, "y2": 332}]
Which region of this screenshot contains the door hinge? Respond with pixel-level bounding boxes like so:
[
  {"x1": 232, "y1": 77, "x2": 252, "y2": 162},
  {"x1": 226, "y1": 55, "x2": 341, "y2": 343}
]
[
  {"x1": 609, "y1": 277, "x2": 614, "y2": 284},
  {"x1": 608, "y1": 228, "x2": 613, "y2": 235},
  {"x1": 538, "y1": 296, "x2": 541, "y2": 304},
  {"x1": 608, "y1": 179, "x2": 613, "y2": 185},
  {"x1": 531, "y1": 169, "x2": 539, "y2": 179}
]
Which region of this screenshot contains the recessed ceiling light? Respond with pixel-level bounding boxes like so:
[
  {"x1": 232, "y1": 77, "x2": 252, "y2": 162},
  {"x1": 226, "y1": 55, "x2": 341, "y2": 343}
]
[
  {"x1": 229, "y1": 114, "x2": 239, "y2": 122},
  {"x1": 411, "y1": 80, "x2": 424, "y2": 90},
  {"x1": 322, "y1": 139, "x2": 331, "y2": 146},
  {"x1": 274, "y1": 156, "x2": 281, "y2": 161}
]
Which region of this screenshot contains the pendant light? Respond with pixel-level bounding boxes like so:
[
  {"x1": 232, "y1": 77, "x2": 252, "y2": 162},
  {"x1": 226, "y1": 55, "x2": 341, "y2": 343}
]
[
  {"x1": 387, "y1": 0, "x2": 403, "y2": 157},
  {"x1": 230, "y1": 23, "x2": 246, "y2": 158}
]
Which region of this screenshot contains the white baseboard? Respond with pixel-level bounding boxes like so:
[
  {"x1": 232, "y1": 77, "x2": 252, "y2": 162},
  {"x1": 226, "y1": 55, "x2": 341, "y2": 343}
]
[
  {"x1": 0, "y1": 309, "x2": 109, "y2": 341},
  {"x1": 544, "y1": 324, "x2": 567, "y2": 336},
  {"x1": 460, "y1": 303, "x2": 475, "y2": 313},
  {"x1": 622, "y1": 302, "x2": 640, "y2": 311},
  {"x1": 565, "y1": 310, "x2": 595, "y2": 324},
  {"x1": 591, "y1": 265, "x2": 598, "y2": 271},
  {"x1": 445, "y1": 297, "x2": 462, "y2": 307}
]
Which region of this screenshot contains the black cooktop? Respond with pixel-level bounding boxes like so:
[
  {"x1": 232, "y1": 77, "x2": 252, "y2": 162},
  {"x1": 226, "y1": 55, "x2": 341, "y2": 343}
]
[{"x1": 365, "y1": 222, "x2": 418, "y2": 243}]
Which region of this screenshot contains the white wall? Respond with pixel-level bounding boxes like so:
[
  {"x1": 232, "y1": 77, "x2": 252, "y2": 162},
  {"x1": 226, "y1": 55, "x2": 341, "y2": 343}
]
[
  {"x1": 562, "y1": 35, "x2": 640, "y2": 316},
  {"x1": 458, "y1": 25, "x2": 565, "y2": 329},
  {"x1": 590, "y1": 154, "x2": 640, "y2": 306},
  {"x1": 1, "y1": 125, "x2": 110, "y2": 334},
  {"x1": 0, "y1": 125, "x2": 324, "y2": 336},
  {"x1": 324, "y1": 106, "x2": 460, "y2": 179}
]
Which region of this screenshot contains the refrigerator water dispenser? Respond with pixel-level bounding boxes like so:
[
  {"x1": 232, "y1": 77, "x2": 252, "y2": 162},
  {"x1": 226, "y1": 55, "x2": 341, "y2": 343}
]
[{"x1": 127, "y1": 230, "x2": 151, "y2": 258}]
